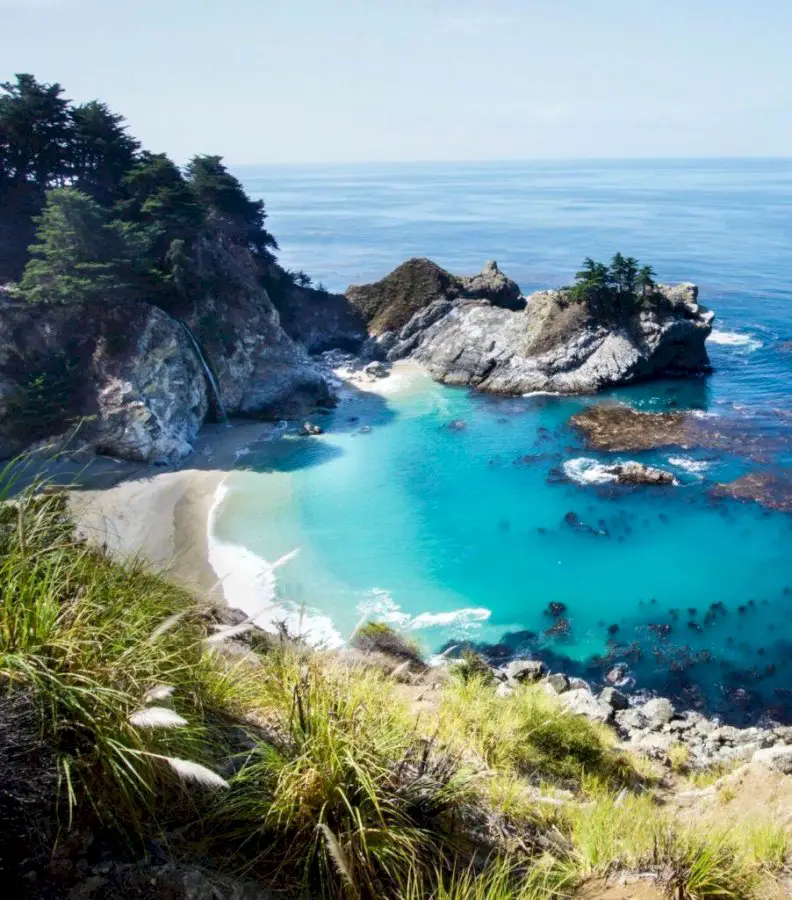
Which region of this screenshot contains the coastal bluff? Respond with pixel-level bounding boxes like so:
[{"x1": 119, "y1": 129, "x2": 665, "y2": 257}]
[{"x1": 348, "y1": 257, "x2": 714, "y2": 394}]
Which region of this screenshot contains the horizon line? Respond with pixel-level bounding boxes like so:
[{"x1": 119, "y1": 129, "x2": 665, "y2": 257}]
[{"x1": 228, "y1": 155, "x2": 792, "y2": 169}]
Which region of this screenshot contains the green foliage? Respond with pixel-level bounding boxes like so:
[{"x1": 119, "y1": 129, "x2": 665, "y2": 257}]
[
  {"x1": 351, "y1": 620, "x2": 425, "y2": 665},
  {"x1": 438, "y1": 676, "x2": 634, "y2": 788},
  {"x1": 1, "y1": 74, "x2": 279, "y2": 307},
  {"x1": 69, "y1": 100, "x2": 140, "y2": 203},
  {"x1": 19, "y1": 188, "x2": 140, "y2": 305},
  {"x1": 451, "y1": 648, "x2": 496, "y2": 685},
  {"x1": 5, "y1": 353, "x2": 81, "y2": 439},
  {"x1": 569, "y1": 253, "x2": 659, "y2": 317},
  {"x1": 186, "y1": 154, "x2": 277, "y2": 261}
]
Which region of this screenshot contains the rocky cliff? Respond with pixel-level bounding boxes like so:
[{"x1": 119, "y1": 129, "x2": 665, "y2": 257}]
[
  {"x1": 0, "y1": 239, "x2": 335, "y2": 463},
  {"x1": 349, "y1": 259, "x2": 714, "y2": 394}
]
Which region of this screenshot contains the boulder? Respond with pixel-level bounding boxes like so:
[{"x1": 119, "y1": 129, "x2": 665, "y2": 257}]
[
  {"x1": 544, "y1": 673, "x2": 571, "y2": 694},
  {"x1": 615, "y1": 708, "x2": 649, "y2": 733},
  {"x1": 600, "y1": 461, "x2": 677, "y2": 486},
  {"x1": 751, "y1": 746, "x2": 792, "y2": 775},
  {"x1": 504, "y1": 659, "x2": 547, "y2": 684},
  {"x1": 363, "y1": 360, "x2": 389, "y2": 379},
  {"x1": 348, "y1": 259, "x2": 713, "y2": 395},
  {"x1": 346, "y1": 258, "x2": 523, "y2": 337},
  {"x1": 300, "y1": 422, "x2": 324, "y2": 436},
  {"x1": 640, "y1": 697, "x2": 676, "y2": 729},
  {"x1": 559, "y1": 688, "x2": 614, "y2": 724},
  {"x1": 599, "y1": 687, "x2": 629, "y2": 711}
]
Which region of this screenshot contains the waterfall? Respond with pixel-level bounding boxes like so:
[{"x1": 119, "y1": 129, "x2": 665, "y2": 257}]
[{"x1": 179, "y1": 322, "x2": 230, "y2": 426}]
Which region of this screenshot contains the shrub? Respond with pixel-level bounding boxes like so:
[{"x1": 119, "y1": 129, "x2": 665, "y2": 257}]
[{"x1": 351, "y1": 621, "x2": 425, "y2": 666}]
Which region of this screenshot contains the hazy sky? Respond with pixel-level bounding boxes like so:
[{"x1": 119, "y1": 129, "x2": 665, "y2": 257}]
[{"x1": 2, "y1": 0, "x2": 791, "y2": 163}]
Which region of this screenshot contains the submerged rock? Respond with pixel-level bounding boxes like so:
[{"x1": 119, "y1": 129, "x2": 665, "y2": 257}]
[
  {"x1": 713, "y1": 472, "x2": 792, "y2": 513},
  {"x1": 347, "y1": 258, "x2": 713, "y2": 395},
  {"x1": 570, "y1": 403, "x2": 786, "y2": 463}
]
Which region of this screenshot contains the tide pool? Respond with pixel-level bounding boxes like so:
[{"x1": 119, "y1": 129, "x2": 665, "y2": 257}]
[{"x1": 212, "y1": 160, "x2": 792, "y2": 722}]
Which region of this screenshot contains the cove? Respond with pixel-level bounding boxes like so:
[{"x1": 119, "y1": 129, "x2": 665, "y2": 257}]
[{"x1": 210, "y1": 364, "x2": 792, "y2": 723}]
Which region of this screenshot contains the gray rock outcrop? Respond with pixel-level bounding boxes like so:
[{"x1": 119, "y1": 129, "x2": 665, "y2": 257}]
[{"x1": 348, "y1": 258, "x2": 714, "y2": 395}]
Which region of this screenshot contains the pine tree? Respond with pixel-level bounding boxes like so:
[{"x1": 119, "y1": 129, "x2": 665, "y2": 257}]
[
  {"x1": 70, "y1": 101, "x2": 140, "y2": 203},
  {"x1": 20, "y1": 188, "x2": 132, "y2": 305},
  {"x1": 0, "y1": 75, "x2": 73, "y2": 280},
  {"x1": 186, "y1": 154, "x2": 277, "y2": 260}
]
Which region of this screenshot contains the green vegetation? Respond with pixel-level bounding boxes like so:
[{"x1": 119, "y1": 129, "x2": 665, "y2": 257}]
[
  {"x1": 351, "y1": 620, "x2": 425, "y2": 666},
  {"x1": 1, "y1": 478, "x2": 790, "y2": 898},
  {"x1": 0, "y1": 73, "x2": 280, "y2": 309},
  {"x1": 568, "y1": 253, "x2": 660, "y2": 317}
]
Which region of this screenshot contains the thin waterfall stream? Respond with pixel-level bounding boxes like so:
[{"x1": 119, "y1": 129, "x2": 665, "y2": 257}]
[{"x1": 179, "y1": 321, "x2": 230, "y2": 426}]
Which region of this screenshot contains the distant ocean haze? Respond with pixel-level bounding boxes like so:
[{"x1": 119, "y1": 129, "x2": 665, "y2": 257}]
[{"x1": 213, "y1": 159, "x2": 792, "y2": 723}]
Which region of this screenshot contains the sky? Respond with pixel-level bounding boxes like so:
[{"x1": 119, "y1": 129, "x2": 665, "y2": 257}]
[{"x1": 2, "y1": 0, "x2": 791, "y2": 164}]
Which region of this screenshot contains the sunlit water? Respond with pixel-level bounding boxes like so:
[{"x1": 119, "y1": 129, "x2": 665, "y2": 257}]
[{"x1": 214, "y1": 160, "x2": 792, "y2": 723}]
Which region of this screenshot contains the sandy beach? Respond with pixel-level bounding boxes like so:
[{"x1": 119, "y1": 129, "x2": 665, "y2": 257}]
[{"x1": 63, "y1": 360, "x2": 429, "y2": 605}]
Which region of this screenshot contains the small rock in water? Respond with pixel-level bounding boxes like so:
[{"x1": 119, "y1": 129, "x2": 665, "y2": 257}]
[
  {"x1": 363, "y1": 360, "x2": 389, "y2": 379},
  {"x1": 545, "y1": 601, "x2": 567, "y2": 619},
  {"x1": 359, "y1": 425, "x2": 372, "y2": 434},
  {"x1": 300, "y1": 421, "x2": 323, "y2": 436},
  {"x1": 446, "y1": 419, "x2": 467, "y2": 432}
]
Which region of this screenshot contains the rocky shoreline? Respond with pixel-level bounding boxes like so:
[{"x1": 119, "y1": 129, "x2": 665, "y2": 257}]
[
  {"x1": 484, "y1": 657, "x2": 792, "y2": 775},
  {"x1": 1, "y1": 255, "x2": 715, "y2": 465}
]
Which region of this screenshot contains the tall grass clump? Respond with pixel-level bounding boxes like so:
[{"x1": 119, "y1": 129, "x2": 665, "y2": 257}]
[
  {"x1": 437, "y1": 676, "x2": 635, "y2": 788},
  {"x1": 0, "y1": 482, "x2": 230, "y2": 836},
  {"x1": 213, "y1": 655, "x2": 473, "y2": 896},
  {"x1": 396, "y1": 854, "x2": 575, "y2": 899}
]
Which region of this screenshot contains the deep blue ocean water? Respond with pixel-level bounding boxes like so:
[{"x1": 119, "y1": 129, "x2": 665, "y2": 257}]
[{"x1": 216, "y1": 160, "x2": 792, "y2": 723}]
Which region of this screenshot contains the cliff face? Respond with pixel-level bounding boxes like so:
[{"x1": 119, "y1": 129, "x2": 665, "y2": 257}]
[
  {"x1": 0, "y1": 238, "x2": 335, "y2": 463},
  {"x1": 268, "y1": 274, "x2": 367, "y2": 353},
  {"x1": 180, "y1": 238, "x2": 334, "y2": 419},
  {"x1": 0, "y1": 298, "x2": 208, "y2": 462},
  {"x1": 349, "y1": 259, "x2": 714, "y2": 394}
]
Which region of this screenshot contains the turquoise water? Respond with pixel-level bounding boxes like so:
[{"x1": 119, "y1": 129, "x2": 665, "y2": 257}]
[{"x1": 217, "y1": 161, "x2": 792, "y2": 723}]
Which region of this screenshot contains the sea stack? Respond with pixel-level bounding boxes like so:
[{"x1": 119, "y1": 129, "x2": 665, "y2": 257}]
[{"x1": 347, "y1": 258, "x2": 714, "y2": 395}]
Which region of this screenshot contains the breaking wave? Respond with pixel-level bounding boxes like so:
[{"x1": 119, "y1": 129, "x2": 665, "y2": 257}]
[
  {"x1": 708, "y1": 330, "x2": 763, "y2": 352},
  {"x1": 563, "y1": 457, "x2": 619, "y2": 486}
]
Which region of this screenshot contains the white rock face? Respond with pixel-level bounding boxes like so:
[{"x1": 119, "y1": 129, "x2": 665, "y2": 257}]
[{"x1": 92, "y1": 306, "x2": 208, "y2": 462}]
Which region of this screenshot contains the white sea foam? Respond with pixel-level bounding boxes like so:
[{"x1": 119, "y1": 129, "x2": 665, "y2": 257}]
[
  {"x1": 206, "y1": 481, "x2": 344, "y2": 648},
  {"x1": 407, "y1": 607, "x2": 491, "y2": 630},
  {"x1": 357, "y1": 588, "x2": 411, "y2": 627},
  {"x1": 708, "y1": 330, "x2": 763, "y2": 351},
  {"x1": 522, "y1": 390, "x2": 561, "y2": 399},
  {"x1": 562, "y1": 457, "x2": 619, "y2": 485},
  {"x1": 668, "y1": 456, "x2": 711, "y2": 478}
]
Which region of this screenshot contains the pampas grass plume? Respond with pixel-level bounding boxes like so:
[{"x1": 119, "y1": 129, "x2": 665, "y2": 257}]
[{"x1": 129, "y1": 706, "x2": 188, "y2": 729}]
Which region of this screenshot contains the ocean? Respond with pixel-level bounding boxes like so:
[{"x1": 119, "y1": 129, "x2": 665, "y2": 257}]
[{"x1": 214, "y1": 160, "x2": 792, "y2": 723}]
